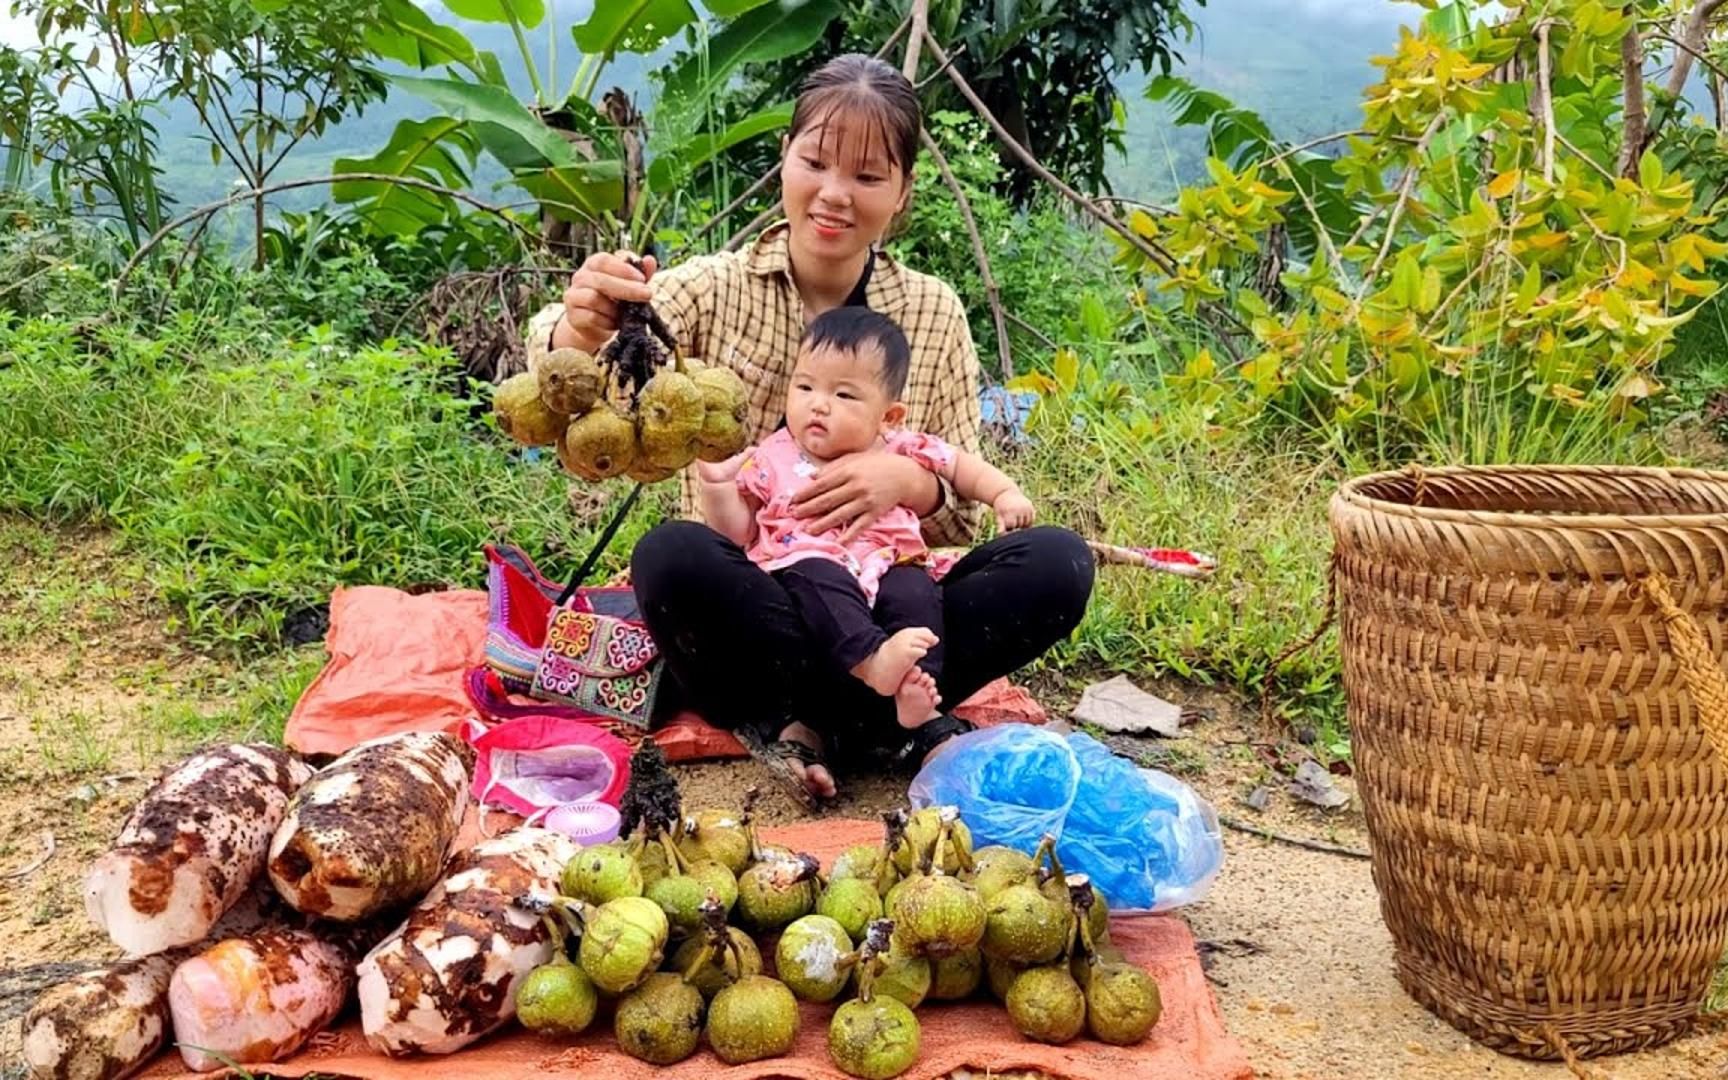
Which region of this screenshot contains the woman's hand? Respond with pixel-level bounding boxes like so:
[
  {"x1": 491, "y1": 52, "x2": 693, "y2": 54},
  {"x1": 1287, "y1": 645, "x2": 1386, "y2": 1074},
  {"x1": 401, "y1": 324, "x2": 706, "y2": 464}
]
[
  {"x1": 556, "y1": 250, "x2": 657, "y2": 352},
  {"x1": 791, "y1": 452, "x2": 936, "y2": 542}
]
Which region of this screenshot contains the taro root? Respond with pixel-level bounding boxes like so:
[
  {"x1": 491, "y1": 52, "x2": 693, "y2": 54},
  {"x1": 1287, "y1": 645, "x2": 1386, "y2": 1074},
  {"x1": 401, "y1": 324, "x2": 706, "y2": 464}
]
[
  {"x1": 929, "y1": 946, "x2": 984, "y2": 1000},
  {"x1": 737, "y1": 852, "x2": 821, "y2": 932},
  {"x1": 1072, "y1": 876, "x2": 1161, "y2": 1045},
  {"x1": 561, "y1": 840, "x2": 643, "y2": 905},
  {"x1": 707, "y1": 975, "x2": 799, "y2": 1064},
  {"x1": 828, "y1": 921, "x2": 922, "y2": 1080},
  {"x1": 1006, "y1": 965, "x2": 1087, "y2": 1045},
  {"x1": 818, "y1": 877, "x2": 884, "y2": 943},
  {"x1": 516, "y1": 913, "x2": 599, "y2": 1037},
  {"x1": 776, "y1": 914, "x2": 858, "y2": 1003},
  {"x1": 893, "y1": 806, "x2": 972, "y2": 876},
  {"x1": 891, "y1": 812, "x2": 984, "y2": 958}
]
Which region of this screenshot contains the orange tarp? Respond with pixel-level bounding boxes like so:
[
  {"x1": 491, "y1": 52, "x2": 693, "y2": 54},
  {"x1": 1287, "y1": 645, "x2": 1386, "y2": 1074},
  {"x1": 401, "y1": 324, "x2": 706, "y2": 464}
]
[{"x1": 142, "y1": 818, "x2": 1252, "y2": 1080}]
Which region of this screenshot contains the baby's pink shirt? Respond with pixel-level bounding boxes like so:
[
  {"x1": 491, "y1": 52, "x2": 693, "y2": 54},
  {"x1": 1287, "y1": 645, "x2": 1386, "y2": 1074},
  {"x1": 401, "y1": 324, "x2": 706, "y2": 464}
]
[{"x1": 736, "y1": 427, "x2": 958, "y2": 604}]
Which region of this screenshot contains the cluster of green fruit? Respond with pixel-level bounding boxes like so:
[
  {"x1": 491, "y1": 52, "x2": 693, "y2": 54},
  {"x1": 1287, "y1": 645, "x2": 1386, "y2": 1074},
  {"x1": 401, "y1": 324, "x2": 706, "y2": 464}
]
[
  {"x1": 510, "y1": 802, "x2": 1162, "y2": 1079},
  {"x1": 493, "y1": 348, "x2": 748, "y2": 484}
]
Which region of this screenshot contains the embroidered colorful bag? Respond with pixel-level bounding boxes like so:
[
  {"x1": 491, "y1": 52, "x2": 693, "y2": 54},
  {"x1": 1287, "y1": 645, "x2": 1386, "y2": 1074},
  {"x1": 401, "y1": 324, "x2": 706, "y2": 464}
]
[{"x1": 482, "y1": 542, "x2": 663, "y2": 730}]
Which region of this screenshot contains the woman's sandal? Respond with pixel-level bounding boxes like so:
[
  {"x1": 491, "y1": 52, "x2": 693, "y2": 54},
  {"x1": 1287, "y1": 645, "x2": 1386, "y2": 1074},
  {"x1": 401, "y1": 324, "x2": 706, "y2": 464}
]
[
  {"x1": 738, "y1": 726, "x2": 831, "y2": 812},
  {"x1": 891, "y1": 712, "x2": 976, "y2": 771}
]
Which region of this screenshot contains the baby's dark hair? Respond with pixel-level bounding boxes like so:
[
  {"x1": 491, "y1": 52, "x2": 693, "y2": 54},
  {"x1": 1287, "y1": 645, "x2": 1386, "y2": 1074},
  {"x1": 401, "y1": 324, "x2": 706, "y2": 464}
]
[{"x1": 802, "y1": 307, "x2": 911, "y2": 398}]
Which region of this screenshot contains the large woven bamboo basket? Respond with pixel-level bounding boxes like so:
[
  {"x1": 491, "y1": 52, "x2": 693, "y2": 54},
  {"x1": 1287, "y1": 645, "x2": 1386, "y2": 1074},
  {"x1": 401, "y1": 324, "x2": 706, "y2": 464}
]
[{"x1": 1329, "y1": 464, "x2": 1728, "y2": 1060}]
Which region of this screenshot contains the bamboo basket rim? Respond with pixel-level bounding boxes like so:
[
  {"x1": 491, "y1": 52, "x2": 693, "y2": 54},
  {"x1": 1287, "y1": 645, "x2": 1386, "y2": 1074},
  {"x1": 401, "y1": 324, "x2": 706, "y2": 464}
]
[{"x1": 1336, "y1": 464, "x2": 1728, "y2": 530}]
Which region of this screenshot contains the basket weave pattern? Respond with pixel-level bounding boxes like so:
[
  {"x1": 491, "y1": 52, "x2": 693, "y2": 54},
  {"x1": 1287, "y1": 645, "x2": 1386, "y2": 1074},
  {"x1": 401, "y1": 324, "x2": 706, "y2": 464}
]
[{"x1": 1330, "y1": 465, "x2": 1728, "y2": 1059}]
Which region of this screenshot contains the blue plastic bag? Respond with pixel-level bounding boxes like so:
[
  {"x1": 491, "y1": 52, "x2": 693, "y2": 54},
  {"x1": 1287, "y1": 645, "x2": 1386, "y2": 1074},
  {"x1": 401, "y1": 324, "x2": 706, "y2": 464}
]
[{"x1": 909, "y1": 727, "x2": 1223, "y2": 913}]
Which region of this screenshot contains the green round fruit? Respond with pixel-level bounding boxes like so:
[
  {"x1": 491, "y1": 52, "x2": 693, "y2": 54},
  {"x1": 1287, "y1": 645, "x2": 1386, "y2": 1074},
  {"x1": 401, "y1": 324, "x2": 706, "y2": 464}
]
[
  {"x1": 671, "y1": 928, "x2": 762, "y2": 999},
  {"x1": 828, "y1": 996, "x2": 921, "y2": 1079},
  {"x1": 831, "y1": 843, "x2": 899, "y2": 891},
  {"x1": 1006, "y1": 965, "x2": 1086, "y2": 1044},
  {"x1": 856, "y1": 935, "x2": 930, "y2": 1009},
  {"x1": 579, "y1": 896, "x2": 669, "y2": 994},
  {"x1": 707, "y1": 975, "x2": 799, "y2": 1064},
  {"x1": 892, "y1": 874, "x2": 985, "y2": 958},
  {"x1": 818, "y1": 878, "x2": 884, "y2": 943},
  {"x1": 1084, "y1": 960, "x2": 1162, "y2": 1045},
  {"x1": 969, "y1": 846, "x2": 1035, "y2": 901},
  {"x1": 736, "y1": 855, "x2": 819, "y2": 932},
  {"x1": 678, "y1": 810, "x2": 751, "y2": 875},
  {"x1": 982, "y1": 883, "x2": 1069, "y2": 965},
  {"x1": 515, "y1": 959, "x2": 598, "y2": 1037},
  {"x1": 776, "y1": 915, "x2": 855, "y2": 1003},
  {"x1": 647, "y1": 873, "x2": 708, "y2": 936},
  {"x1": 561, "y1": 843, "x2": 642, "y2": 905},
  {"x1": 929, "y1": 947, "x2": 984, "y2": 1000},
  {"x1": 985, "y1": 954, "x2": 1024, "y2": 1002},
  {"x1": 688, "y1": 860, "x2": 739, "y2": 912},
  {"x1": 614, "y1": 972, "x2": 704, "y2": 1064},
  {"x1": 893, "y1": 808, "x2": 972, "y2": 875}
]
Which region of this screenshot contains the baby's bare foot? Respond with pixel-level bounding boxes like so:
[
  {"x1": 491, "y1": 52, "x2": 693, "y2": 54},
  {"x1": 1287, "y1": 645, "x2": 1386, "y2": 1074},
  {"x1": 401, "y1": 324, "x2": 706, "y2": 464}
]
[
  {"x1": 895, "y1": 669, "x2": 942, "y2": 729},
  {"x1": 852, "y1": 627, "x2": 938, "y2": 696}
]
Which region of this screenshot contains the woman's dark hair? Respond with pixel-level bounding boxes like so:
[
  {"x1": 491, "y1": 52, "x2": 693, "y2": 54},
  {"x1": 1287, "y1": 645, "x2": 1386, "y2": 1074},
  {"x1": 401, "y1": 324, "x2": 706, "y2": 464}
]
[
  {"x1": 789, "y1": 53, "x2": 923, "y2": 180},
  {"x1": 803, "y1": 306, "x2": 912, "y2": 398}
]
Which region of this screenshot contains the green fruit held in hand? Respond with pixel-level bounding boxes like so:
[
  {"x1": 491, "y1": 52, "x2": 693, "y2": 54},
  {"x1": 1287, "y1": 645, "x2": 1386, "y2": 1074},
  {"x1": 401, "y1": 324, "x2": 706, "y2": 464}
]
[
  {"x1": 1006, "y1": 965, "x2": 1087, "y2": 1044},
  {"x1": 828, "y1": 996, "x2": 921, "y2": 1079},
  {"x1": 671, "y1": 928, "x2": 762, "y2": 999},
  {"x1": 579, "y1": 896, "x2": 669, "y2": 994},
  {"x1": 562, "y1": 843, "x2": 642, "y2": 905},
  {"x1": 516, "y1": 957, "x2": 598, "y2": 1037},
  {"x1": 636, "y1": 370, "x2": 704, "y2": 469},
  {"x1": 707, "y1": 975, "x2": 799, "y2": 1064},
  {"x1": 776, "y1": 915, "x2": 856, "y2": 1003},
  {"x1": 613, "y1": 972, "x2": 704, "y2": 1065},
  {"x1": 560, "y1": 403, "x2": 636, "y2": 480},
  {"x1": 495, "y1": 372, "x2": 567, "y2": 447},
  {"x1": 537, "y1": 348, "x2": 603, "y2": 416},
  {"x1": 818, "y1": 877, "x2": 884, "y2": 943}
]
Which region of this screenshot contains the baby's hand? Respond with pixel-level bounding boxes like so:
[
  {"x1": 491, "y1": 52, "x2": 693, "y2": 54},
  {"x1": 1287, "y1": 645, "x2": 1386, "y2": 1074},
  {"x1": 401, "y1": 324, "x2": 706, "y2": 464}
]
[
  {"x1": 993, "y1": 489, "x2": 1036, "y2": 531},
  {"x1": 696, "y1": 451, "x2": 749, "y2": 485}
]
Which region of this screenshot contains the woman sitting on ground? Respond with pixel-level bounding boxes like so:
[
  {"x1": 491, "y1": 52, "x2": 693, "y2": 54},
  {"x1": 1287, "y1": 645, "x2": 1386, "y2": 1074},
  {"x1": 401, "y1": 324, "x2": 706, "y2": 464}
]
[{"x1": 526, "y1": 52, "x2": 1094, "y2": 808}]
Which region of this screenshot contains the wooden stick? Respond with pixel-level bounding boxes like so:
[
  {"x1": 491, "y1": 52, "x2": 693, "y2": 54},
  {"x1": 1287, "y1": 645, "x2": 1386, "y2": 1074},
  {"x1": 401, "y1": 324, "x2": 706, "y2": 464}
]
[
  {"x1": 921, "y1": 127, "x2": 1014, "y2": 380},
  {"x1": 1218, "y1": 815, "x2": 1370, "y2": 860},
  {"x1": 1538, "y1": 21, "x2": 1557, "y2": 182},
  {"x1": 1005, "y1": 309, "x2": 1057, "y2": 351},
  {"x1": 902, "y1": 0, "x2": 929, "y2": 81},
  {"x1": 1619, "y1": 12, "x2": 1646, "y2": 179}
]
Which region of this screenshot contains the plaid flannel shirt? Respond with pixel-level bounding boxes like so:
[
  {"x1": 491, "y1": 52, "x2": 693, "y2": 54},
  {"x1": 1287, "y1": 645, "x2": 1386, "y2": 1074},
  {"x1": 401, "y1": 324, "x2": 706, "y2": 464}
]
[{"x1": 526, "y1": 222, "x2": 985, "y2": 546}]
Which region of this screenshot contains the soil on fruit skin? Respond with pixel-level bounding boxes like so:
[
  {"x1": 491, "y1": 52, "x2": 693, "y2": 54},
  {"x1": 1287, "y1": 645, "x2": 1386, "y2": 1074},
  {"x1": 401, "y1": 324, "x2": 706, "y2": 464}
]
[{"x1": 0, "y1": 521, "x2": 1723, "y2": 1079}]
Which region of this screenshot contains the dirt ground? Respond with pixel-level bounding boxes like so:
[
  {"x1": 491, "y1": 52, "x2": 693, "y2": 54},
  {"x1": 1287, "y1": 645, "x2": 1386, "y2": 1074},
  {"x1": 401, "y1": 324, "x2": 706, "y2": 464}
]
[{"x1": 2, "y1": 521, "x2": 1725, "y2": 1079}]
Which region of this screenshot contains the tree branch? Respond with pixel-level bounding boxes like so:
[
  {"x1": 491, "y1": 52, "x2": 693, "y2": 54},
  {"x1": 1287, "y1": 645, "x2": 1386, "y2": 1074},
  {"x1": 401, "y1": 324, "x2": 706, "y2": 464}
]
[
  {"x1": 1619, "y1": 12, "x2": 1647, "y2": 179},
  {"x1": 902, "y1": 0, "x2": 929, "y2": 82},
  {"x1": 1218, "y1": 815, "x2": 1371, "y2": 860},
  {"x1": 113, "y1": 174, "x2": 541, "y2": 299},
  {"x1": 1359, "y1": 112, "x2": 1446, "y2": 292},
  {"x1": 1537, "y1": 20, "x2": 1557, "y2": 183},
  {"x1": 1004, "y1": 309, "x2": 1058, "y2": 352},
  {"x1": 1648, "y1": 31, "x2": 1728, "y2": 88},
  {"x1": 921, "y1": 127, "x2": 1013, "y2": 380},
  {"x1": 1260, "y1": 129, "x2": 1373, "y2": 169},
  {"x1": 923, "y1": 31, "x2": 1180, "y2": 277},
  {"x1": 1664, "y1": 0, "x2": 1728, "y2": 100}
]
